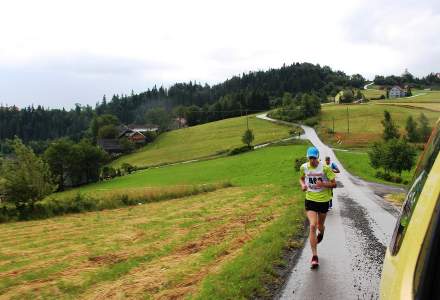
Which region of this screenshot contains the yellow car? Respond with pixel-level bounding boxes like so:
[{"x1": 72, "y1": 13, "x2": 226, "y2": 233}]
[{"x1": 380, "y1": 119, "x2": 440, "y2": 299}]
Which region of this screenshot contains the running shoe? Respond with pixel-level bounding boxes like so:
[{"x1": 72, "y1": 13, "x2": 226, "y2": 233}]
[
  {"x1": 317, "y1": 230, "x2": 324, "y2": 244},
  {"x1": 311, "y1": 255, "x2": 319, "y2": 269}
]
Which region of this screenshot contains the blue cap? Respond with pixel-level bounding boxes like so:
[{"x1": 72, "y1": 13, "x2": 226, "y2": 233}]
[{"x1": 306, "y1": 147, "x2": 319, "y2": 158}]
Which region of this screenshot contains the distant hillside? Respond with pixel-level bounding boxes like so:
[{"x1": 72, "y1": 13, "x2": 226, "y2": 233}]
[
  {"x1": 109, "y1": 114, "x2": 294, "y2": 169},
  {"x1": 97, "y1": 62, "x2": 366, "y2": 125},
  {"x1": 0, "y1": 62, "x2": 362, "y2": 147}
]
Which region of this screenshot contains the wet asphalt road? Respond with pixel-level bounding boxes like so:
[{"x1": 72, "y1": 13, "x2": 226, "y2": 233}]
[{"x1": 256, "y1": 114, "x2": 399, "y2": 300}]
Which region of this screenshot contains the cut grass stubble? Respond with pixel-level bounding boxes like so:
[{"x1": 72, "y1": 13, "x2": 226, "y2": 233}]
[{"x1": 0, "y1": 144, "x2": 309, "y2": 299}]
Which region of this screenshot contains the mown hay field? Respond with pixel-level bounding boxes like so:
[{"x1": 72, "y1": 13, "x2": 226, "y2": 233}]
[
  {"x1": 376, "y1": 102, "x2": 440, "y2": 112},
  {"x1": 109, "y1": 115, "x2": 294, "y2": 169},
  {"x1": 1, "y1": 144, "x2": 308, "y2": 299}
]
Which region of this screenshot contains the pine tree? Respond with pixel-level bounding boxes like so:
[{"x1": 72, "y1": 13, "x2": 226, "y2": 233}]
[
  {"x1": 381, "y1": 110, "x2": 400, "y2": 140},
  {"x1": 418, "y1": 113, "x2": 432, "y2": 142},
  {"x1": 405, "y1": 116, "x2": 419, "y2": 142}
]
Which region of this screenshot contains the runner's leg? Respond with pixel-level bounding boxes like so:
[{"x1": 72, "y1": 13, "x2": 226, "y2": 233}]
[
  {"x1": 317, "y1": 212, "x2": 327, "y2": 234},
  {"x1": 307, "y1": 210, "x2": 318, "y2": 256}
]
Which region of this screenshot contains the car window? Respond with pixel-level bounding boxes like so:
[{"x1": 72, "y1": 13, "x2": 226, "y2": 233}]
[{"x1": 389, "y1": 121, "x2": 440, "y2": 255}]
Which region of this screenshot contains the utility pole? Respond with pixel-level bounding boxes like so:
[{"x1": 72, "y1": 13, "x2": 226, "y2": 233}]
[
  {"x1": 332, "y1": 117, "x2": 335, "y2": 134},
  {"x1": 347, "y1": 107, "x2": 350, "y2": 134}
]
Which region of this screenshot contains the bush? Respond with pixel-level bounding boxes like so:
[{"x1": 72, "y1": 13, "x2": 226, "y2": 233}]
[
  {"x1": 375, "y1": 171, "x2": 392, "y2": 181},
  {"x1": 0, "y1": 206, "x2": 17, "y2": 222},
  {"x1": 303, "y1": 116, "x2": 320, "y2": 127},
  {"x1": 295, "y1": 157, "x2": 308, "y2": 171},
  {"x1": 390, "y1": 175, "x2": 403, "y2": 183},
  {"x1": 121, "y1": 163, "x2": 136, "y2": 174},
  {"x1": 326, "y1": 127, "x2": 334, "y2": 134},
  {"x1": 375, "y1": 171, "x2": 402, "y2": 183},
  {"x1": 229, "y1": 146, "x2": 253, "y2": 156}
]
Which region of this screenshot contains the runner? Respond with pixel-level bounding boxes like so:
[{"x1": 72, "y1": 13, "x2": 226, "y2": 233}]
[
  {"x1": 325, "y1": 156, "x2": 340, "y2": 210},
  {"x1": 299, "y1": 147, "x2": 337, "y2": 269}
]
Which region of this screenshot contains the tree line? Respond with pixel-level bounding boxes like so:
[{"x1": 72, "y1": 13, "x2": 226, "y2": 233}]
[
  {"x1": 1, "y1": 62, "x2": 365, "y2": 151},
  {"x1": 374, "y1": 72, "x2": 440, "y2": 88}
]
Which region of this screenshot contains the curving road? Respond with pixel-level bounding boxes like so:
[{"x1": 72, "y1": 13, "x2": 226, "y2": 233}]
[
  {"x1": 364, "y1": 82, "x2": 375, "y2": 90},
  {"x1": 256, "y1": 113, "x2": 401, "y2": 299}
]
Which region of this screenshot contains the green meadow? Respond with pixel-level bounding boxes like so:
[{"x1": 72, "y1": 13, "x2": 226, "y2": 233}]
[
  {"x1": 0, "y1": 143, "x2": 309, "y2": 299},
  {"x1": 109, "y1": 115, "x2": 293, "y2": 169},
  {"x1": 317, "y1": 102, "x2": 439, "y2": 149},
  {"x1": 334, "y1": 149, "x2": 414, "y2": 186},
  {"x1": 317, "y1": 93, "x2": 439, "y2": 185}
]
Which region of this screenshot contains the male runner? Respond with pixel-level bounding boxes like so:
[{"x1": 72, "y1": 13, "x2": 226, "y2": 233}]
[
  {"x1": 299, "y1": 147, "x2": 337, "y2": 269},
  {"x1": 325, "y1": 156, "x2": 340, "y2": 210}
]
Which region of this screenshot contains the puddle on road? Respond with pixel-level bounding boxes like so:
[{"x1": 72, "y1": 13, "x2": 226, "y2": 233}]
[{"x1": 339, "y1": 194, "x2": 386, "y2": 300}]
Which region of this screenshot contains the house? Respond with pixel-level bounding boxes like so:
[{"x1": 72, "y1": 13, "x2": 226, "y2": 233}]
[
  {"x1": 119, "y1": 124, "x2": 158, "y2": 137},
  {"x1": 126, "y1": 131, "x2": 146, "y2": 144},
  {"x1": 174, "y1": 117, "x2": 187, "y2": 128},
  {"x1": 169, "y1": 117, "x2": 188, "y2": 129},
  {"x1": 334, "y1": 89, "x2": 362, "y2": 104},
  {"x1": 389, "y1": 86, "x2": 406, "y2": 98},
  {"x1": 118, "y1": 124, "x2": 159, "y2": 144},
  {"x1": 97, "y1": 139, "x2": 124, "y2": 153}
]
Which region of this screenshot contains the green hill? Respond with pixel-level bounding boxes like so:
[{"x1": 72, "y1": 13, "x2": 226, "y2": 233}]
[{"x1": 109, "y1": 114, "x2": 294, "y2": 168}]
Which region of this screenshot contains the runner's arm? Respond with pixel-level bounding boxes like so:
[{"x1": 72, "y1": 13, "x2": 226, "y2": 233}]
[
  {"x1": 316, "y1": 178, "x2": 336, "y2": 188},
  {"x1": 332, "y1": 163, "x2": 341, "y2": 173},
  {"x1": 299, "y1": 176, "x2": 307, "y2": 191},
  {"x1": 299, "y1": 165, "x2": 307, "y2": 191}
]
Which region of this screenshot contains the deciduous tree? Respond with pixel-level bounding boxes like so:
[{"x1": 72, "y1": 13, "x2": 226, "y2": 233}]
[
  {"x1": 242, "y1": 129, "x2": 255, "y2": 147},
  {"x1": 1, "y1": 138, "x2": 56, "y2": 218}
]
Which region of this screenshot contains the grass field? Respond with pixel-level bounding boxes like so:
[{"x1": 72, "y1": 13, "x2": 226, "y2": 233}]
[
  {"x1": 109, "y1": 115, "x2": 293, "y2": 169},
  {"x1": 361, "y1": 88, "x2": 385, "y2": 99},
  {"x1": 0, "y1": 144, "x2": 308, "y2": 299},
  {"x1": 362, "y1": 88, "x2": 440, "y2": 103},
  {"x1": 376, "y1": 102, "x2": 440, "y2": 112},
  {"x1": 375, "y1": 89, "x2": 440, "y2": 103},
  {"x1": 334, "y1": 149, "x2": 413, "y2": 186},
  {"x1": 317, "y1": 103, "x2": 440, "y2": 148}
]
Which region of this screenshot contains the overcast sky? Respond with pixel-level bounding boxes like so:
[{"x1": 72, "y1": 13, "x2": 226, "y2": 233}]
[{"x1": 1, "y1": 0, "x2": 439, "y2": 109}]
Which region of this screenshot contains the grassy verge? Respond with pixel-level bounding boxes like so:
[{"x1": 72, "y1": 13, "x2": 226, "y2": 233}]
[
  {"x1": 109, "y1": 114, "x2": 294, "y2": 169},
  {"x1": 0, "y1": 143, "x2": 309, "y2": 299},
  {"x1": 194, "y1": 199, "x2": 304, "y2": 299},
  {"x1": 334, "y1": 149, "x2": 413, "y2": 186},
  {"x1": 384, "y1": 193, "x2": 406, "y2": 207}
]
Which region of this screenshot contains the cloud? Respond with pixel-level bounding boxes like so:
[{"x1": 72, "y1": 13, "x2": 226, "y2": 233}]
[
  {"x1": 0, "y1": 54, "x2": 176, "y2": 109},
  {"x1": 0, "y1": 0, "x2": 439, "y2": 107},
  {"x1": 342, "y1": 0, "x2": 440, "y2": 76}
]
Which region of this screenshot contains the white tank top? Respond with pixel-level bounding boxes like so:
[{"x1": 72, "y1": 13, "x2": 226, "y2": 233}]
[{"x1": 302, "y1": 162, "x2": 329, "y2": 193}]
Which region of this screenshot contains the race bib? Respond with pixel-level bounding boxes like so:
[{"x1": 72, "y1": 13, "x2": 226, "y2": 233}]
[{"x1": 308, "y1": 176, "x2": 324, "y2": 190}]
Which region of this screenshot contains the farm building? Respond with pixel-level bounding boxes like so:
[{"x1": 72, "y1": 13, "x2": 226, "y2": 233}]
[
  {"x1": 97, "y1": 139, "x2": 124, "y2": 153},
  {"x1": 389, "y1": 86, "x2": 407, "y2": 98}
]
